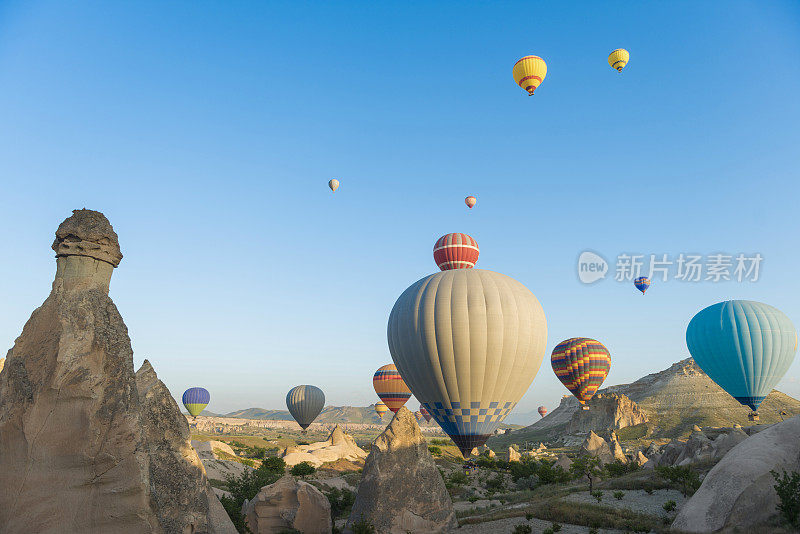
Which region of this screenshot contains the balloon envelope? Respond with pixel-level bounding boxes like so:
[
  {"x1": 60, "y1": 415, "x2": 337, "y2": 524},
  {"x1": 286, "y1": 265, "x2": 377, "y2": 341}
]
[
  {"x1": 182, "y1": 387, "x2": 210, "y2": 417},
  {"x1": 328, "y1": 179, "x2": 339, "y2": 192},
  {"x1": 434, "y1": 233, "x2": 479, "y2": 271},
  {"x1": 388, "y1": 269, "x2": 548, "y2": 457},
  {"x1": 465, "y1": 196, "x2": 477, "y2": 209},
  {"x1": 538, "y1": 406, "x2": 547, "y2": 417},
  {"x1": 420, "y1": 405, "x2": 432, "y2": 422},
  {"x1": 513, "y1": 55, "x2": 547, "y2": 95},
  {"x1": 373, "y1": 364, "x2": 412, "y2": 413},
  {"x1": 375, "y1": 400, "x2": 389, "y2": 419},
  {"x1": 608, "y1": 48, "x2": 630, "y2": 71},
  {"x1": 551, "y1": 338, "x2": 611, "y2": 404},
  {"x1": 286, "y1": 385, "x2": 325, "y2": 430},
  {"x1": 686, "y1": 300, "x2": 797, "y2": 411},
  {"x1": 634, "y1": 277, "x2": 651, "y2": 295}
]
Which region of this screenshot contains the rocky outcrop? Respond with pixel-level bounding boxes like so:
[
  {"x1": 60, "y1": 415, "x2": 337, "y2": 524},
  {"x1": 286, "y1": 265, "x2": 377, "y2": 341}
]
[
  {"x1": 565, "y1": 393, "x2": 648, "y2": 435},
  {"x1": 346, "y1": 407, "x2": 456, "y2": 533},
  {"x1": 242, "y1": 475, "x2": 331, "y2": 534},
  {"x1": 555, "y1": 454, "x2": 572, "y2": 470},
  {"x1": 0, "y1": 357, "x2": 5, "y2": 375},
  {"x1": 673, "y1": 416, "x2": 800, "y2": 532},
  {"x1": 508, "y1": 446, "x2": 521, "y2": 462},
  {"x1": 608, "y1": 435, "x2": 628, "y2": 463},
  {"x1": 192, "y1": 440, "x2": 237, "y2": 459},
  {"x1": 0, "y1": 209, "x2": 235, "y2": 534},
  {"x1": 656, "y1": 427, "x2": 750, "y2": 468},
  {"x1": 580, "y1": 431, "x2": 615, "y2": 464},
  {"x1": 282, "y1": 424, "x2": 367, "y2": 467}
]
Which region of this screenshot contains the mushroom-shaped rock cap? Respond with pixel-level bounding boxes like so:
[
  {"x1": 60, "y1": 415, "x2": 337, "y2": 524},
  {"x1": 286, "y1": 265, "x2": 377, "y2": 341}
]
[{"x1": 52, "y1": 209, "x2": 122, "y2": 267}]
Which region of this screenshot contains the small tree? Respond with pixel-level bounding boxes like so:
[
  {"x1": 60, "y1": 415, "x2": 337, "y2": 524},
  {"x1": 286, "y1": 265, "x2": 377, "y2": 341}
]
[
  {"x1": 663, "y1": 500, "x2": 677, "y2": 512},
  {"x1": 290, "y1": 461, "x2": 316, "y2": 478},
  {"x1": 513, "y1": 524, "x2": 533, "y2": 534},
  {"x1": 656, "y1": 465, "x2": 701, "y2": 496},
  {"x1": 614, "y1": 491, "x2": 624, "y2": 500},
  {"x1": 570, "y1": 455, "x2": 603, "y2": 493},
  {"x1": 591, "y1": 490, "x2": 603, "y2": 503},
  {"x1": 771, "y1": 469, "x2": 800, "y2": 527}
]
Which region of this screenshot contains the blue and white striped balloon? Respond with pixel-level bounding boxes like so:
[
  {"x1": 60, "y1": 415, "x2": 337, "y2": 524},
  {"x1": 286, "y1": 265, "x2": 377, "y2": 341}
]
[{"x1": 686, "y1": 300, "x2": 797, "y2": 411}]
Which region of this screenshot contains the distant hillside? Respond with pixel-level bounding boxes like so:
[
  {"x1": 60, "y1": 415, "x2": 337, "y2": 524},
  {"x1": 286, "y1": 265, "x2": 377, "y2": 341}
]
[
  {"x1": 490, "y1": 357, "x2": 800, "y2": 446},
  {"x1": 218, "y1": 405, "x2": 396, "y2": 425}
]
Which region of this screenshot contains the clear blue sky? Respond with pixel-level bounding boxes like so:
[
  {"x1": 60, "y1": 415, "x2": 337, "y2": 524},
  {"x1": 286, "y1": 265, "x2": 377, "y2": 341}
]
[{"x1": 1, "y1": 1, "x2": 799, "y2": 420}]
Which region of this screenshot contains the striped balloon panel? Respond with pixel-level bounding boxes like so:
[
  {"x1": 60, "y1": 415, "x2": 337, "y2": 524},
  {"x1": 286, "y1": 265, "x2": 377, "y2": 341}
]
[
  {"x1": 419, "y1": 406, "x2": 432, "y2": 422},
  {"x1": 512, "y1": 55, "x2": 547, "y2": 95},
  {"x1": 422, "y1": 401, "x2": 517, "y2": 453},
  {"x1": 373, "y1": 364, "x2": 412, "y2": 412},
  {"x1": 686, "y1": 300, "x2": 797, "y2": 411},
  {"x1": 551, "y1": 338, "x2": 611, "y2": 403},
  {"x1": 286, "y1": 385, "x2": 325, "y2": 430},
  {"x1": 182, "y1": 387, "x2": 210, "y2": 417},
  {"x1": 375, "y1": 401, "x2": 389, "y2": 416},
  {"x1": 433, "y1": 233, "x2": 479, "y2": 271}
]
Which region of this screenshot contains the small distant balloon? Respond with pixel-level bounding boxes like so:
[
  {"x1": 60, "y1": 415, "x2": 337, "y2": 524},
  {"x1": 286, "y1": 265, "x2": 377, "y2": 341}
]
[
  {"x1": 513, "y1": 55, "x2": 547, "y2": 96},
  {"x1": 434, "y1": 233, "x2": 479, "y2": 271},
  {"x1": 420, "y1": 405, "x2": 432, "y2": 423},
  {"x1": 465, "y1": 196, "x2": 477, "y2": 209},
  {"x1": 634, "y1": 277, "x2": 651, "y2": 295},
  {"x1": 328, "y1": 179, "x2": 340, "y2": 192},
  {"x1": 372, "y1": 364, "x2": 412, "y2": 413},
  {"x1": 608, "y1": 48, "x2": 630, "y2": 72},
  {"x1": 182, "y1": 387, "x2": 210, "y2": 418},
  {"x1": 538, "y1": 406, "x2": 547, "y2": 418},
  {"x1": 375, "y1": 400, "x2": 389, "y2": 420}
]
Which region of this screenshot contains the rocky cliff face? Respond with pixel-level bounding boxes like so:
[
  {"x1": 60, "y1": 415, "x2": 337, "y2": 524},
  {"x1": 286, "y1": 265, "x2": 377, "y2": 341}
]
[
  {"x1": 347, "y1": 407, "x2": 456, "y2": 533},
  {"x1": 565, "y1": 393, "x2": 648, "y2": 435},
  {"x1": 0, "y1": 209, "x2": 235, "y2": 534}
]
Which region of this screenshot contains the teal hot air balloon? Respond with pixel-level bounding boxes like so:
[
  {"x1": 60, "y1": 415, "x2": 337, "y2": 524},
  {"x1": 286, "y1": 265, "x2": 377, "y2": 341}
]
[
  {"x1": 686, "y1": 300, "x2": 798, "y2": 413},
  {"x1": 286, "y1": 385, "x2": 325, "y2": 432},
  {"x1": 183, "y1": 387, "x2": 210, "y2": 418}
]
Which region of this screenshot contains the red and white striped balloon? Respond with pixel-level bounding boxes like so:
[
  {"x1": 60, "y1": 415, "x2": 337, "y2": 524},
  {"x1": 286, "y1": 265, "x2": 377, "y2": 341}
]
[{"x1": 433, "y1": 233, "x2": 479, "y2": 271}]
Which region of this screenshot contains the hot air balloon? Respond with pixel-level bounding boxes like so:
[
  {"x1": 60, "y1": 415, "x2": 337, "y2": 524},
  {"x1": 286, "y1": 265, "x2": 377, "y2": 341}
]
[
  {"x1": 434, "y1": 233, "x2": 479, "y2": 271},
  {"x1": 286, "y1": 385, "x2": 325, "y2": 431},
  {"x1": 419, "y1": 405, "x2": 432, "y2": 423},
  {"x1": 465, "y1": 196, "x2": 477, "y2": 209},
  {"x1": 388, "y1": 268, "x2": 548, "y2": 458},
  {"x1": 182, "y1": 387, "x2": 210, "y2": 419},
  {"x1": 537, "y1": 406, "x2": 547, "y2": 418},
  {"x1": 373, "y1": 364, "x2": 412, "y2": 413},
  {"x1": 375, "y1": 400, "x2": 389, "y2": 420},
  {"x1": 608, "y1": 48, "x2": 630, "y2": 72},
  {"x1": 513, "y1": 55, "x2": 547, "y2": 96},
  {"x1": 686, "y1": 300, "x2": 797, "y2": 415},
  {"x1": 634, "y1": 277, "x2": 651, "y2": 295},
  {"x1": 551, "y1": 338, "x2": 611, "y2": 409},
  {"x1": 328, "y1": 179, "x2": 339, "y2": 192}
]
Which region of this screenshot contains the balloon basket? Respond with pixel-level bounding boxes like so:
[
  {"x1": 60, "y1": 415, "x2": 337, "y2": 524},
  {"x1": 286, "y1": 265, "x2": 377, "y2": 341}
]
[
  {"x1": 748, "y1": 412, "x2": 760, "y2": 422},
  {"x1": 581, "y1": 406, "x2": 590, "y2": 411}
]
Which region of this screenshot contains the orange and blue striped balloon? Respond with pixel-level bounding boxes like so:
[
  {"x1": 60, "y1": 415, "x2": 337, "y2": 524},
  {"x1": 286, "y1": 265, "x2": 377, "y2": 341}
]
[
  {"x1": 182, "y1": 387, "x2": 210, "y2": 418},
  {"x1": 634, "y1": 277, "x2": 650, "y2": 295},
  {"x1": 373, "y1": 364, "x2": 411, "y2": 413},
  {"x1": 551, "y1": 338, "x2": 611, "y2": 404}
]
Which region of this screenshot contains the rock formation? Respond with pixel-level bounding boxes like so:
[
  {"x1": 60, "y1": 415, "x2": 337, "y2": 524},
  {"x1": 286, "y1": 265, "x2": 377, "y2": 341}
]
[
  {"x1": 242, "y1": 475, "x2": 331, "y2": 534},
  {"x1": 508, "y1": 446, "x2": 521, "y2": 462},
  {"x1": 656, "y1": 427, "x2": 751, "y2": 468},
  {"x1": 0, "y1": 357, "x2": 5, "y2": 374},
  {"x1": 554, "y1": 454, "x2": 572, "y2": 470},
  {"x1": 673, "y1": 416, "x2": 800, "y2": 532},
  {"x1": 0, "y1": 209, "x2": 235, "y2": 534},
  {"x1": 346, "y1": 407, "x2": 456, "y2": 533},
  {"x1": 565, "y1": 393, "x2": 648, "y2": 435},
  {"x1": 580, "y1": 431, "x2": 615, "y2": 464},
  {"x1": 282, "y1": 424, "x2": 367, "y2": 467}
]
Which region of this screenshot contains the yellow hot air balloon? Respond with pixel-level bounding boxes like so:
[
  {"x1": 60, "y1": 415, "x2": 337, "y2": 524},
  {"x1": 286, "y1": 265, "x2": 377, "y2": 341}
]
[
  {"x1": 608, "y1": 49, "x2": 629, "y2": 72},
  {"x1": 513, "y1": 56, "x2": 547, "y2": 96},
  {"x1": 328, "y1": 179, "x2": 340, "y2": 192}
]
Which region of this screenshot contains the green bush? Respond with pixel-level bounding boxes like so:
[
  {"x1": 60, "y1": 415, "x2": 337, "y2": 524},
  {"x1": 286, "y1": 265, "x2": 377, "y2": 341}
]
[
  {"x1": 513, "y1": 524, "x2": 533, "y2": 534},
  {"x1": 604, "y1": 459, "x2": 640, "y2": 478},
  {"x1": 350, "y1": 516, "x2": 376, "y2": 534},
  {"x1": 551, "y1": 522, "x2": 562, "y2": 532},
  {"x1": 589, "y1": 529, "x2": 598, "y2": 534},
  {"x1": 476, "y1": 456, "x2": 496, "y2": 469},
  {"x1": 448, "y1": 470, "x2": 468, "y2": 486},
  {"x1": 485, "y1": 473, "x2": 505, "y2": 491},
  {"x1": 656, "y1": 465, "x2": 701, "y2": 496},
  {"x1": 525, "y1": 512, "x2": 533, "y2": 520},
  {"x1": 428, "y1": 445, "x2": 441, "y2": 455},
  {"x1": 296, "y1": 440, "x2": 310, "y2": 446},
  {"x1": 290, "y1": 461, "x2": 316, "y2": 478},
  {"x1": 591, "y1": 490, "x2": 603, "y2": 503},
  {"x1": 325, "y1": 487, "x2": 355, "y2": 520},
  {"x1": 663, "y1": 500, "x2": 677, "y2": 512},
  {"x1": 571, "y1": 456, "x2": 603, "y2": 493},
  {"x1": 219, "y1": 456, "x2": 287, "y2": 532},
  {"x1": 614, "y1": 491, "x2": 624, "y2": 500},
  {"x1": 644, "y1": 487, "x2": 654, "y2": 495},
  {"x1": 771, "y1": 469, "x2": 800, "y2": 527}
]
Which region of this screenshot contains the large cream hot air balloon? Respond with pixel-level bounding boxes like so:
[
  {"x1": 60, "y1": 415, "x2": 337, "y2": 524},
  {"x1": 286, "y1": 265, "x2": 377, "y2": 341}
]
[
  {"x1": 513, "y1": 55, "x2": 547, "y2": 96},
  {"x1": 608, "y1": 48, "x2": 629, "y2": 72},
  {"x1": 388, "y1": 269, "x2": 547, "y2": 457}
]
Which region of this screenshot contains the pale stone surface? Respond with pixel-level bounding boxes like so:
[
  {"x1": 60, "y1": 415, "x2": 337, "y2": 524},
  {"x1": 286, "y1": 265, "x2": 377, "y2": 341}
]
[
  {"x1": 0, "y1": 209, "x2": 234, "y2": 534},
  {"x1": 554, "y1": 453, "x2": 572, "y2": 470},
  {"x1": 281, "y1": 424, "x2": 367, "y2": 467},
  {"x1": 242, "y1": 475, "x2": 332, "y2": 534},
  {"x1": 507, "y1": 446, "x2": 521, "y2": 462},
  {"x1": 609, "y1": 435, "x2": 628, "y2": 463},
  {"x1": 634, "y1": 450, "x2": 649, "y2": 465},
  {"x1": 192, "y1": 440, "x2": 237, "y2": 459},
  {"x1": 565, "y1": 393, "x2": 648, "y2": 435},
  {"x1": 673, "y1": 416, "x2": 800, "y2": 532},
  {"x1": 580, "y1": 431, "x2": 614, "y2": 464},
  {"x1": 346, "y1": 407, "x2": 456, "y2": 533}
]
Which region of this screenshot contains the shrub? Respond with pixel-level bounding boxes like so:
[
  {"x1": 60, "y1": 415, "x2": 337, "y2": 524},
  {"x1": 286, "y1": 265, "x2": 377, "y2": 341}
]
[
  {"x1": 476, "y1": 457, "x2": 496, "y2": 469},
  {"x1": 448, "y1": 470, "x2": 468, "y2": 486},
  {"x1": 485, "y1": 473, "x2": 505, "y2": 491},
  {"x1": 428, "y1": 445, "x2": 441, "y2": 455},
  {"x1": 772, "y1": 469, "x2": 800, "y2": 527},
  {"x1": 525, "y1": 513, "x2": 533, "y2": 520},
  {"x1": 219, "y1": 456, "x2": 287, "y2": 531},
  {"x1": 513, "y1": 524, "x2": 533, "y2": 534},
  {"x1": 591, "y1": 490, "x2": 603, "y2": 503},
  {"x1": 571, "y1": 456, "x2": 603, "y2": 493},
  {"x1": 325, "y1": 487, "x2": 355, "y2": 520},
  {"x1": 290, "y1": 461, "x2": 316, "y2": 478},
  {"x1": 614, "y1": 491, "x2": 624, "y2": 500},
  {"x1": 261, "y1": 456, "x2": 287, "y2": 472},
  {"x1": 656, "y1": 465, "x2": 701, "y2": 496},
  {"x1": 542, "y1": 529, "x2": 553, "y2": 534},
  {"x1": 663, "y1": 500, "x2": 677, "y2": 512},
  {"x1": 589, "y1": 529, "x2": 598, "y2": 534},
  {"x1": 604, "y1": 459, "x2": 639, "y2": 478},
  {"x1": 551, "y1": 522, "x2": 562, "y2": 532},
  {"x1": 350, "y1": 516, "x2": 376, "y2": 534},
  {"x1": 296, "y1": 440, "x2": 310, "y2": 446},
  {"x1": 644, "y1": 487, "x2": 654, "y2": 495}
]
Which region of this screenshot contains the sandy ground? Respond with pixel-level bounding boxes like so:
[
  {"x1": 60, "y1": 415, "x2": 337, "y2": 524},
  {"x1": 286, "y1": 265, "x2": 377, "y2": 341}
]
[
  {"x1": 458, "y1": 516, "x2": 624, "y2": 533},
  {"x1": 563, "y1": 488, "x2": 687, "y2": 516}
]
